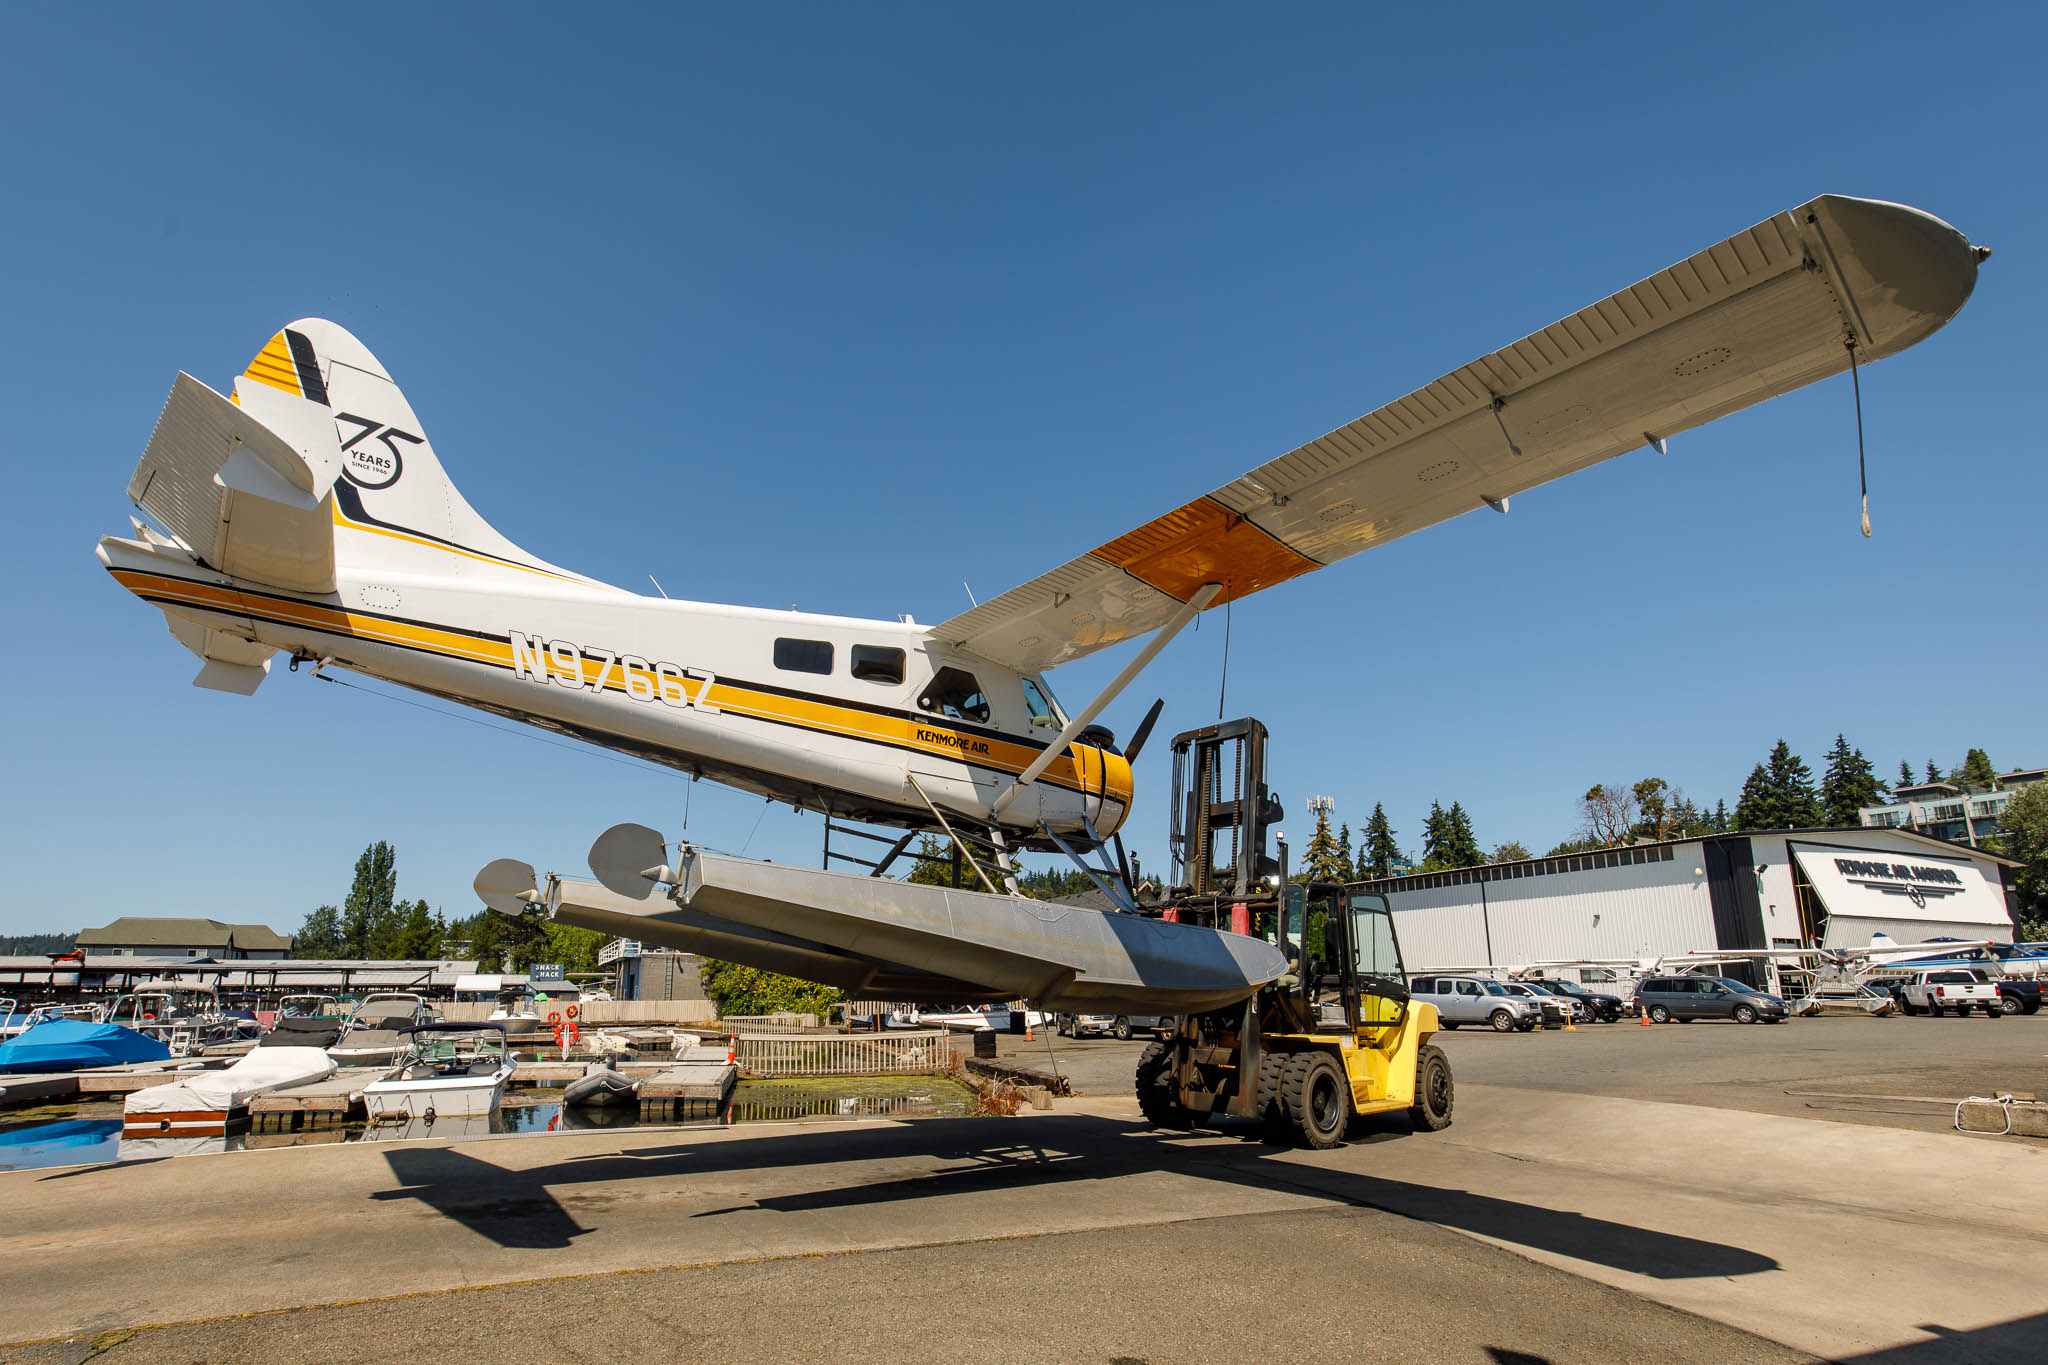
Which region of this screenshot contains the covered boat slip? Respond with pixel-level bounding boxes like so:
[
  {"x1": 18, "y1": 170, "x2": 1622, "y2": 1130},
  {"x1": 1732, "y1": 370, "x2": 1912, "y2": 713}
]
[{"x1": 515, "y1": 835, "x2": 1289, "y2": 1017}]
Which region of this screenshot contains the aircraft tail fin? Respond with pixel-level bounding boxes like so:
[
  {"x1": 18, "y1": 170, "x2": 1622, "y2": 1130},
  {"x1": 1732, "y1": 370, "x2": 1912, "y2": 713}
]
[{"x1": 126, "y1": 320, "x2": 596, "y2": 591}]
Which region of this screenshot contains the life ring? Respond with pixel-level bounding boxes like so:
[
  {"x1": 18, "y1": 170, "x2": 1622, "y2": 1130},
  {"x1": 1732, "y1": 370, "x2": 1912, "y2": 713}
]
[
  {"x1": 546, "y1": 1010, "x2": 562, "y2": 1025},
  {"x1": 565, "y1": 1004, "x2": 579, "y2": 1021}
]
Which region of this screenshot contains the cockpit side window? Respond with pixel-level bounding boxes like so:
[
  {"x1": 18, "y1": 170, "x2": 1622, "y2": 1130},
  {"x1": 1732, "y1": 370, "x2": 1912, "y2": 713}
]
[
  {"x1": 1020, "y1": 677, "x2": 1063, "y2": 729},
  {"x1": 918, "y1": 667, "x2": 989, "y2": 723}
]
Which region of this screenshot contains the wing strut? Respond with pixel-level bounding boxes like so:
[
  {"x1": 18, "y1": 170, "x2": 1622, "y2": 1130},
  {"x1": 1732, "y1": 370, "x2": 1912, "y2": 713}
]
[{"x1": 989, "y1": 581, "x2": 1223, "y2": 819}]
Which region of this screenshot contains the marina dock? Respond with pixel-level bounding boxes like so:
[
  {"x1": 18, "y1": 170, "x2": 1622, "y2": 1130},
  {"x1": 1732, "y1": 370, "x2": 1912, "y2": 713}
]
[{"x1": 0, "y1": 1058, "x2": 227, "y2": 1108}]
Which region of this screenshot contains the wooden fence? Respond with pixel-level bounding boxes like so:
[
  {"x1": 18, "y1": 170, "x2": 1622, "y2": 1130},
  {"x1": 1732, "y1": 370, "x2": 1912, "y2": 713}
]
[{"x1": 737, "y1": 1030, "x2": 956, "y2": 1077}]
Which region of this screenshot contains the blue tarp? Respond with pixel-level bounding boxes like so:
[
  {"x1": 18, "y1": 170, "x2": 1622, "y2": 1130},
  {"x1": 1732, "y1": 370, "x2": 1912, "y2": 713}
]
[{"x1": 0, "y1": 1019, "x2": 172, "y2": 1073}]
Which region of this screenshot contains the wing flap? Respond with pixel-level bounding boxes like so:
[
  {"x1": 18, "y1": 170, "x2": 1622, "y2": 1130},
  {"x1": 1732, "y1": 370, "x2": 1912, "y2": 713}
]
[{"x1": 938, "y1": 196, "x2": 1981, "y2": 674}]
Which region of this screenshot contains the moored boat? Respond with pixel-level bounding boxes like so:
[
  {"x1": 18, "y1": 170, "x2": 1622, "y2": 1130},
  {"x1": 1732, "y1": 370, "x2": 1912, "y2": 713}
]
[
  {"x1": 0, "y1": 1018, "x2": 172, "y2": 1073},
  {"x1": 361, "y1": 1022, "x2": 515, "y2": 1120},
  {"x1": 328, "y1": 992, "x2": 437, "y2": 1066},
  {"x1": 122, "y1": 1045, "x2": 337, "y2": 1136},
  {"x1": 562, "y1": 1056, "x2": 640, "y2": 1109}
]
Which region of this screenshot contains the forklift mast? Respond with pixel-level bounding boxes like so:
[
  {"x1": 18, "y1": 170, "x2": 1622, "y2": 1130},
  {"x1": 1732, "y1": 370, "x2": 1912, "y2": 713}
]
[{"x1": 1167, "y1": 718, "x2": 1283, "y2": 899}]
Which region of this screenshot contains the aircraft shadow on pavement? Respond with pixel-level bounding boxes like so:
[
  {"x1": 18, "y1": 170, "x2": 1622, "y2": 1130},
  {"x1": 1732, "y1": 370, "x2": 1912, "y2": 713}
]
[
  {"x1": 1830, "y1": 1310, "x2": 2048, "y2": 1364},
  {"x1": 373, "y1": 1114, "x2": 1777, "y2": 1281}
]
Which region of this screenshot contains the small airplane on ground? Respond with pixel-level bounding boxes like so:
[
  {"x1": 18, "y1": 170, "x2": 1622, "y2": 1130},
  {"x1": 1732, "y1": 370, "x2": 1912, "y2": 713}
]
[{"x1": 100, "y1": 195, "x2": 1987, "y2": 903}]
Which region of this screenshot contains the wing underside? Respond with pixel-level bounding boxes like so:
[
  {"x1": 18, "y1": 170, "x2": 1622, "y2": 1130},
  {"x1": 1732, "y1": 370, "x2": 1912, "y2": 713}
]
[{"x1": 938, "y1": 195, "x2": 1982, "y2": 675}]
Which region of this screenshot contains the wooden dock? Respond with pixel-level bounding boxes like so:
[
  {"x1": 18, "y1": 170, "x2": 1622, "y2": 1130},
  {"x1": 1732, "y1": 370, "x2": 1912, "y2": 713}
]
[
  {"x1": 0, "y1": 1059, "x2": 226, "y2": 1110},
  {"x1": 641, "y1": 1061, "x2": 738, "y2": 1117},
  {"x1": 248, "y1": 1068, "x2": 386, "y2": 1131}
]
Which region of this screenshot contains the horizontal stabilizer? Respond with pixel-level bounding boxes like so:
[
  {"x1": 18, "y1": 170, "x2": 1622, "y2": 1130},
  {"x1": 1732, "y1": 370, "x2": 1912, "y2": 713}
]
[
  {"x1": 129, "y1": 373, "x2": 337, "y2": 594},
  {"x1": 164, "y1": 612, "x2": 275, "y2": 694}
]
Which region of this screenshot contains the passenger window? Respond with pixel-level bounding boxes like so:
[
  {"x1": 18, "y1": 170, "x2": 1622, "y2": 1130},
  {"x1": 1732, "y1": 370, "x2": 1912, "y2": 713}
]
[
  {"x1": 850, "y1": 645, "x2": 905, "y2": 685},
  {"x1": 1021, "y1": 677, "x2": 1063, "y2": 729},
  {"x1": 1456, "y1": 981, "x2": 1481, "y2": 997},
  {"x1": 774, "y1": 638, "x2": 833, "y2": 675},
  {"x1": 918, "y1": 666, "x2": 989, "y2": 723}
]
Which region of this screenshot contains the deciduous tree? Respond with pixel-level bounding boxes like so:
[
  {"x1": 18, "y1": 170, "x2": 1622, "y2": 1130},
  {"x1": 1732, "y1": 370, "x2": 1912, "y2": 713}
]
[
  {"x1": 1579, "y1": 783, "x2": 1638, "y2": 847},
  {"x1": 1996, "y1": 782, "x2": 2048, "y2": 939},
  {"x1": 1491, "y1": 840, "x2": 1532, "y2": 864},
  {"x1": 340, "y1": 841, "x2": 399, "y2": 959}
]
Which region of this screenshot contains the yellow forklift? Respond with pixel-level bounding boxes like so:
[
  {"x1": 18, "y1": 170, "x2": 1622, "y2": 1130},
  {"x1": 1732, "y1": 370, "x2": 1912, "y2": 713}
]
[{"x1": 1132, "y1": 720, "x2": 1453, "y2": 1148}]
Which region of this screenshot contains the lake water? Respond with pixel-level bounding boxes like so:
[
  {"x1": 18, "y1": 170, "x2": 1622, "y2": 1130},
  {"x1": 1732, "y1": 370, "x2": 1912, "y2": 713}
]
[{"x1": 0, "y1": 1076, "x2": 981, "y2": 1172}]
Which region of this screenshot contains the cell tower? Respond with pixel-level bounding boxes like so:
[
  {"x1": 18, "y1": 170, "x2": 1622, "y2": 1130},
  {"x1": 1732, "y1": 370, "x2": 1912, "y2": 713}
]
[{"x1": 1307, "y1": 795, "x2": 1334, "y2": 816}]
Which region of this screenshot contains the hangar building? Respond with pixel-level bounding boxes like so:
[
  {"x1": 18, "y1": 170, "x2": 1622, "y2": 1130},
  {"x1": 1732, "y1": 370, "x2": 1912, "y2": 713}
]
[{"x1": 1353, "y1": 826, "x2": 2022, "y2": 987}]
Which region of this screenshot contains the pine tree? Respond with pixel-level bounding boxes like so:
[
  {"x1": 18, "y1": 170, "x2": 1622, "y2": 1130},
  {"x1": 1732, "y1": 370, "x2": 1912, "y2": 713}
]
[
  {"x1": 1447, "y1": 802, "x2": 1483, "y2": 868},
  {"x1": 1820, "y1": 734, "x2": 1884, "y2": 826},
  {"x1": 1302, "y1": 807, "x2": 1348, "y2": 883},
  {"x1": 1419, "y1": 801, "x2": 1452, "y2": 871},
  {"x1": 1897, "y1": 759, "x2": 1915, "y2": 789},
  {"x1": 1711, "y1": 798, "x2": 1729, "y2": 832},
  {"x1": 340, "y1": 841, "x2": 398, "y2": 958},
  {"x1": 1925, "y1": 759, "x2": 1940, "y2": 784},
  {"x1": 394, "y1": 900, "x2": 441, "y2": 958},
  {"x1": 1360, "y1": 803, "x2": 1400, "y2": 881},
  {"x1": 1962, "y1": 748, "x2": 1997, "y2": 790},
  {"x1": 294, "y1": 905, "x2": 343, "y2": 958},
  {"x1": 1732, "y1": 764, "x2": 1774, "y2": 830},
  {"x1": 1764, "y1": 740, "x2": 1822, "y2": 828},
  {"x1": 1335, "y1": 824, "x2": 1356, "y2": 882}
]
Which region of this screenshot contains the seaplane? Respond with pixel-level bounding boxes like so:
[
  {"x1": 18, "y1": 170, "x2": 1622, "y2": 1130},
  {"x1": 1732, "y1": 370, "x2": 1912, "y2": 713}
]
[{"x1": 98, "y1": 195, "x2": 1991, "y2": 1013}]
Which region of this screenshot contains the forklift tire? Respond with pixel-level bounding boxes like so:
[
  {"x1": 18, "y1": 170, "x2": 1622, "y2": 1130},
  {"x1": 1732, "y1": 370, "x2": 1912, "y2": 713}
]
[
  {"x1": 1255, "y1": 1051, "x2": 1289, "y2": 1138},
  {"x1": 1409, "y1": 1044, "x2": 1454, "y2": 1132},
  {"x1": 1135, "y1": 1042, "x2": 1190, "y2": 1129},
  {"x1": 1281, "y1": 1052, "x2": 1349, "y2": 1149}
]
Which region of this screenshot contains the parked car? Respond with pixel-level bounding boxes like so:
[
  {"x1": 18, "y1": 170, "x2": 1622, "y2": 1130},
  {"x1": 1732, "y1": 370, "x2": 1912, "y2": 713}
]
[
  {"x1": 1498, "y1": 981, "x2": 1570, "y2": 1027},
  {"x1": 1533, "y1": 979, "x2": 1626, "y2": 1023},
  {"x1": 1407, "y1": 977, "x2": 1543, "y2": 1032},
  {"x1": 1893, "y1": 969, "x2": 2002, "y2": 1018},
  {"x1": 1054, "y1": 1012, "x2": 1168, "y2": 1040},
  {"x1": 1629, "y1": 976, "x2": 1788, "y2": 1024}
]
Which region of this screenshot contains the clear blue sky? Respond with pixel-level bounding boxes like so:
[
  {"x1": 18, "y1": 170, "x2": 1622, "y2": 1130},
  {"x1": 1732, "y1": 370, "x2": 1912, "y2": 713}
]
[{"x1": 3, "y1": 4, "x2": 2042, "y2": 938}]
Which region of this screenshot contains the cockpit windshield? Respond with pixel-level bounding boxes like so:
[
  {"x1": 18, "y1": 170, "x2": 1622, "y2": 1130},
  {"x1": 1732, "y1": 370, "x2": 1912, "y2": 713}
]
[{"x1": 1021, "y1": 676, "x2": 1066, "y2": 729}]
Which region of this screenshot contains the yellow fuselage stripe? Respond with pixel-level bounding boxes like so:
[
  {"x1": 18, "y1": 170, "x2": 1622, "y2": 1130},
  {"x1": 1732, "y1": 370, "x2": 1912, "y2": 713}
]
[{"x1": 112, "y1": 569, "x2": 1133, "y2": 809}]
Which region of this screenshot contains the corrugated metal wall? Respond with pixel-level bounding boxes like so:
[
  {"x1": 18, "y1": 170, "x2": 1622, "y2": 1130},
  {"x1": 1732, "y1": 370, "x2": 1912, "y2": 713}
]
[{"x1": 1382, "y1": 843, "x2": 1718, "y2": 970}]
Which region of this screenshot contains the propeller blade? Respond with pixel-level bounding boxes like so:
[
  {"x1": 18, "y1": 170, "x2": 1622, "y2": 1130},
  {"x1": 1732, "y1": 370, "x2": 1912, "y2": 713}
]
[
  {"x1": 474, "y1": 859, "x2": 539, "y2": 918},
  {"x1": 1123, "y1": 698, "x2": 1166, "y2": 766}
]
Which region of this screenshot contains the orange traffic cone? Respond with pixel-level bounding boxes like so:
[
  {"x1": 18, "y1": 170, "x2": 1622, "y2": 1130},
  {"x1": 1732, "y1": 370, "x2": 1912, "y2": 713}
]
[
  {"x1": 1638, "y1": 1004, "x2": 1652, "y2": 1026},
  {"x1": 725, "y1": 1038, "x2": 736, "y2": 1064}
]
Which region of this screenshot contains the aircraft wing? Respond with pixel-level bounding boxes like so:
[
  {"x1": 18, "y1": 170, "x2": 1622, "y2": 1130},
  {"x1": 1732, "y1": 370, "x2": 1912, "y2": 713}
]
[{"x1": 935, "y1": 195, "x2": 1983, "y2": 675}]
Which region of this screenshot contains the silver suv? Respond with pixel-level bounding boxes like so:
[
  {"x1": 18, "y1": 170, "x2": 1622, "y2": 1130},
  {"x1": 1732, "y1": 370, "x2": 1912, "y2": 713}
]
[{"x1": 1408, "y1": 976, "x2": 1544, "y2": 1032}]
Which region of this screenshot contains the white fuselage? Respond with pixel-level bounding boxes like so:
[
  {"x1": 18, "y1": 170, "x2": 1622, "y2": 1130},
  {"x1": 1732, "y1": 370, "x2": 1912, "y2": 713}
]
[{"x1": 100, "y1": 536, "x2": 1133, "y2": 843}]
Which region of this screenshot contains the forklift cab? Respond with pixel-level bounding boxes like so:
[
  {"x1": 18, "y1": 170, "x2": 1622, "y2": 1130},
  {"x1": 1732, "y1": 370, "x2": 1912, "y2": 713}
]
[{"x1": 1278, "y1": 882, "x2": 1411, "y2": 1039}]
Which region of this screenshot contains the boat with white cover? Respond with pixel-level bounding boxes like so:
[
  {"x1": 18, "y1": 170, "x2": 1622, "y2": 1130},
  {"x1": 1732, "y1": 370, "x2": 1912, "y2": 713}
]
[
  {"x1": 123, "y1": 1045, "x2": 336, "y2": 1136},
  {"x1": 361, "y1": 1022, "x2": 514, "y2": 1119}
]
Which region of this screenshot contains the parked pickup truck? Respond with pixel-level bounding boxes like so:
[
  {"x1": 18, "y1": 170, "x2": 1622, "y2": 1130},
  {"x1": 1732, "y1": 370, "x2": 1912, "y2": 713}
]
[
  {"x1": 1895, "y1": 969, "x2": 2003, "y2": 1018},
  {"x1": 1960, "y1": 968, "x2": 2043, "y2": 1016}
]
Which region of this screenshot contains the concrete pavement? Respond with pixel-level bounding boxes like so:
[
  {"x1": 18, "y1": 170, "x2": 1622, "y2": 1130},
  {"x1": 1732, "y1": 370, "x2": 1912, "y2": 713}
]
[{"x1": 5, "y1": 1078, "x2": 2044, "y2": 1361}]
